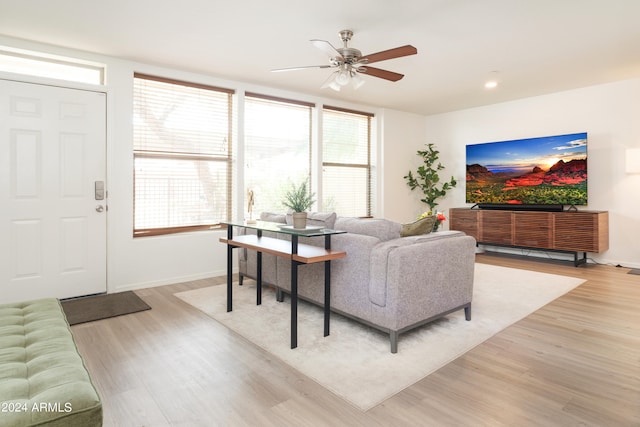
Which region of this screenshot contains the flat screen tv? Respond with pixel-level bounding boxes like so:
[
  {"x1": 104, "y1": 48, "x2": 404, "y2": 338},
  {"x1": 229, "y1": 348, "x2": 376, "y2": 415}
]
[{"x1": 465, "y1": 132, "x2": 587, "y2": 210}]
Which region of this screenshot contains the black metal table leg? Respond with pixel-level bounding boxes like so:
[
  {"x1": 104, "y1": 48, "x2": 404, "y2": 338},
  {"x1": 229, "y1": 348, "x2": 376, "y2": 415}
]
[
  {"x1": 257, "y1": 252, "x2": 262, "y2": 305},
  {"x1": 291, "y1": 235, "x2": 299, "y2": 349},
  {"x1": 324, "y1": 235, "x2": 331, "y2": 337},
  {"x1": 256, "y1": 229, "x2": 262, "y2": 305},
  {"x1": 226, "y1": 225, "x2": 233, "y2": 312}
]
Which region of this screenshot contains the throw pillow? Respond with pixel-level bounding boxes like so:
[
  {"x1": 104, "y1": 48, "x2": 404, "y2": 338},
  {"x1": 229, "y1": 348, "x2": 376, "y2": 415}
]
[{"x1": 400, "y1": 215, "x2": 436, "y2": 237}]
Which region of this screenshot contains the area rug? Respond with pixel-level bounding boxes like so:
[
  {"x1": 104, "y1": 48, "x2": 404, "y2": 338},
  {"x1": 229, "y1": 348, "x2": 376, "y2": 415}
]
[
  {"x1": 62, "y1": 291, "x2": 151, "y2": 325},
  {"x1": 175, "y1": 264, "x2": 584, "y2": 410}
]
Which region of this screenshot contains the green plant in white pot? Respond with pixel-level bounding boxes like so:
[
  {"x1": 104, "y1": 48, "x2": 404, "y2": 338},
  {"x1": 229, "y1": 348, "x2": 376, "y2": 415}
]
[{"x1": 282, "y1": 178, "x2": 316, "y2": 229}]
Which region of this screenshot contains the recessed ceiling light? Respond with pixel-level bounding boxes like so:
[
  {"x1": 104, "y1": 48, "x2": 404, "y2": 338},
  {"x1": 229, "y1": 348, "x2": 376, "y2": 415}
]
[{"x1": 485, "y1": 70, "x2": 500, "y2": 89}]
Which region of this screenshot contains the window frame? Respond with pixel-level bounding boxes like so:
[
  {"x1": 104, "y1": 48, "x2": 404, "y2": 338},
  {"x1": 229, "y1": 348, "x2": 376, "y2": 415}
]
[
  {"x1": 132, "y1": 73, "x2": 234, "y2": 237},
  {"x1": 243, "y1": 92, "x2": 314, "y2": 216},
  {"x1": 321, "y1": 105, "x2": 374, "y2": 217}
]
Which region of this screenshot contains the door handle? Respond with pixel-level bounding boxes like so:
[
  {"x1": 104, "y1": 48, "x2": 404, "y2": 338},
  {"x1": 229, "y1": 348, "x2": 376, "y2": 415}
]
[{"x1": 96, "y1": 205, "x2": 105, "y2": 213}]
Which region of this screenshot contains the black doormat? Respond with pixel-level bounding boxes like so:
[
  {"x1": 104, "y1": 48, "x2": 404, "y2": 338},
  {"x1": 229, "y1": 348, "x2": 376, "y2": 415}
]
[{"x1": 61, "y1": 291, "x2": 151, "y2": 325}]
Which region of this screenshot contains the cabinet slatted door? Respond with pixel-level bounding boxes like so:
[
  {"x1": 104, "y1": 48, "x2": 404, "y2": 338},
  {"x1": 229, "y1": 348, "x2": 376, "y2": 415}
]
[
  {"x1": 480, "y1": 210, "x2": 513, "y2": 245},
  {"x1": 553, "y1": 212, "x2": 609, "y2": 252},
  {"x1": 449, "y1": 208, "x2": 479, "y2": 240},
  {"x1": 514, "y1": 212, "x2": 552, "y2": 248}
]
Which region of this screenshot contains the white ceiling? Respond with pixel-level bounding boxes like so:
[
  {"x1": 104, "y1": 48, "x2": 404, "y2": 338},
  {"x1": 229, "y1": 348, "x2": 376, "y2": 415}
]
[{"x1": 1, "y1": 0, "x2": 640, "y2": 115}]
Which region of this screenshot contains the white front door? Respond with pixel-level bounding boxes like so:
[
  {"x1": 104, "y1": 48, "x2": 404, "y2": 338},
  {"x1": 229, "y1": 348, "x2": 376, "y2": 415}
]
[{"x1": 0, "y1": 79, "x2": 107, "y2": 303}]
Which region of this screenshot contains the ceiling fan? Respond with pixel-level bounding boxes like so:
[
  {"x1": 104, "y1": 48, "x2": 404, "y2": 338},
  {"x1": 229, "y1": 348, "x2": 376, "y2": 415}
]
[{"x1": 271, "y1": 30, "x2": 417, "y2": 91}]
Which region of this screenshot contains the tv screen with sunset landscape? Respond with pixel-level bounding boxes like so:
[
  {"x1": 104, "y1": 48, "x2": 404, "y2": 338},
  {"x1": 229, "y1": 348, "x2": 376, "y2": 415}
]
[{"x1": 465, "y1": 132, "x2": 588, "y2": 207}]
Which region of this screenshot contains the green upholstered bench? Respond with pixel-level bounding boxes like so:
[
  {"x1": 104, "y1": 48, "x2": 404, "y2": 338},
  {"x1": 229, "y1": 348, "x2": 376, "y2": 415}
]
[{"x1": 0, "y1": 298, "x2": 102, "y2": 427}]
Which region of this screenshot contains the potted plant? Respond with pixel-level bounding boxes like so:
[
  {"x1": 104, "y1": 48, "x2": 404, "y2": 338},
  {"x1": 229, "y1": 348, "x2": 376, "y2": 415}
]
[
  {"x1": 404, "y1": 143, "x2": 457, "y2": 230},
  {"x1": 282, "y1": 178, "x2": 316, "y2": 229}
]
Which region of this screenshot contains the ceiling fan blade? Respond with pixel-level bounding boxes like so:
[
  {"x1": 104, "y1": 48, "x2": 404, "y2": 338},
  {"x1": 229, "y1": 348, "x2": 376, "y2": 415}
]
[
  {"x1": 310, "y1": 39, "x2": 344, "y2": 60},
  {"x1": 358, "y1": 66, "x2": 405, "y2": 82},
  {"x1": 271, "y1": 65, "x2": 333, "y2": 72},
  {"x1": 359, "y1": 45, "x2": 417, "y2": 65}
]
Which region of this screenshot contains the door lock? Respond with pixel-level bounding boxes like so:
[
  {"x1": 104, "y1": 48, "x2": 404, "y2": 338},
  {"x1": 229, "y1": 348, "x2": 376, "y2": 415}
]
[
  {"x1": 96, "y1": 205, "x2": 105, "y2": 213},
  {"x1": 95, "y1": 181, "x2": 105, "y2": 200}
]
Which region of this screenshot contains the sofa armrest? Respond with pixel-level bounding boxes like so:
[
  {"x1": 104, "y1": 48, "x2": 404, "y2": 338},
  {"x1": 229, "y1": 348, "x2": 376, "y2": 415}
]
[
  {"x1": 368, "y1": 231, "x2": 467, "y2": 306},
  {"x1": 370, "y1": 235, "x2": 476, "y2": 330}
]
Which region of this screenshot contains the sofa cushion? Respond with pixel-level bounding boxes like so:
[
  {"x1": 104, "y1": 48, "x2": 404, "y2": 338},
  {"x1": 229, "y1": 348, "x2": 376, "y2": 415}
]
[
  {"x1": 334, "y1": 217, "x2": 401, "y2": 241},
  {"x1": 260, "y1": 212, "x2": 287, "y2": 223},
  {"x1": 400, "y1": 215, "x2": 436, "y2": 237},
  {"x1": 0, "y1": 298, "x2": 102, "y2": 426},
  {"x1": 285, "y1": 211, "x2": 337, "y2": 229}
]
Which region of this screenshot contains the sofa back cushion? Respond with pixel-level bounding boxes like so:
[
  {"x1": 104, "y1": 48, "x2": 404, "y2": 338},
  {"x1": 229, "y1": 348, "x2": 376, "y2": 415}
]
[
  {"x1": 260, "y1": 212, "x2": 287, "y2": 223},
  {"x1": 334, "y1": 217, "x2": 401, "y2": 241},
  {"x1": 284, "y1": 211, "x2": 337, "y2": 229}
]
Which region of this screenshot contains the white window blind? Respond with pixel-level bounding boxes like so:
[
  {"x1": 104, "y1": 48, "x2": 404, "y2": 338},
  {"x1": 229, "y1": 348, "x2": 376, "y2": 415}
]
[
  {"x1": 322, "y1": 106, "x2": 373, "y2": 217},
  {"x1": 133, "y1": 73, "x2": 234, "y2": 236},
  {"x1": 244, "y1": 93, "x2": 313, "y2": 217}
]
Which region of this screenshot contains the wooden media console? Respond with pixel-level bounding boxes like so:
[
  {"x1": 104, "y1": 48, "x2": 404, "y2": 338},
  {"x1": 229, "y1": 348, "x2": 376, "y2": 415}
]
[{"x1": 449, "y1": 208, "x2": 609, "y2": 266}]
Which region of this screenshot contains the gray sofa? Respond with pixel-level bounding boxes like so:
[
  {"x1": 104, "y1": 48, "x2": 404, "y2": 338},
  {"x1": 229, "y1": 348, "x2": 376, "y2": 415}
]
[{"x1": 237, "y1": 212, "x2": 476, "y2": 353}]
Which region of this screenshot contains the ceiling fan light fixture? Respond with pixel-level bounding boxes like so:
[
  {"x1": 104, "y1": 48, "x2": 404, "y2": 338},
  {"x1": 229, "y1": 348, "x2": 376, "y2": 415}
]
[
  {"x1": 335, "y1": 67, "x2": 351, "y2": 86},
  {"x1": 351, "y1": 70, "x2": 365, "y2": 89},
  {"x1": 321, "y1": 71, "x2": 342, "y2": 91},
  {"x1": 321, "y1": 65, "x2": 365, "y2": 91}
]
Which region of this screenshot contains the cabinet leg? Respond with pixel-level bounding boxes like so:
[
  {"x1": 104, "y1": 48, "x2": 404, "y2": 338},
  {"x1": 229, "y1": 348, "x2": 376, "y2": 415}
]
[{"x1": 574, "y1": 252, "x2": 587, "y2": 267}]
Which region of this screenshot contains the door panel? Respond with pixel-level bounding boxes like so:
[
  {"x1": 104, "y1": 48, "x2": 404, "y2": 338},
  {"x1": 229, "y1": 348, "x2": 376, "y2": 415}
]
[{"x1": 1, "y1": 79, "x2": 107, "y2": 303}]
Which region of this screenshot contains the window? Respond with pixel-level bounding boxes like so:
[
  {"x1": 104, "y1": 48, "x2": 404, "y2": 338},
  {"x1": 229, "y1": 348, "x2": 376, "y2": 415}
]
[
  {"x1": 133, "y1": 73, "x2": 234, "y2": 236},
  {"x1": 322, "y1": 106, "x2": 373, "y2": 217},
  {"x1": 0, "y1": 47, "x2": 104, "y2": 85},
  {"x1": 244, "y1": 93, "x2": 313, "y2": 216}
]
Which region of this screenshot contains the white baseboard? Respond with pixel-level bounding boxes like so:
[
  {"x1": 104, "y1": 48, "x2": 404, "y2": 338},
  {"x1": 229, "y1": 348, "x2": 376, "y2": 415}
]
[{"x1": 110, "y1": 268, "x2": 235, "y2": 294}]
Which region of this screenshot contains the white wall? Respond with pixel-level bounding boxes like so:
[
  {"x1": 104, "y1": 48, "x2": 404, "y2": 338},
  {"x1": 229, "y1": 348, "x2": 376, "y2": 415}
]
[
  {"x1": 423, "y1": 78, "x2": 640, "y2": 268},
  {"x1": 379, "y1": 109, "x2": 431, "y2": 222}
]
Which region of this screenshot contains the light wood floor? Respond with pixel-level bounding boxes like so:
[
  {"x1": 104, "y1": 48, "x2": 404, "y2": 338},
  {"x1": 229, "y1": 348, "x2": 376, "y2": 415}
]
[{"x1": 70, "y1": 254, "x2": 640, "y2": 426}]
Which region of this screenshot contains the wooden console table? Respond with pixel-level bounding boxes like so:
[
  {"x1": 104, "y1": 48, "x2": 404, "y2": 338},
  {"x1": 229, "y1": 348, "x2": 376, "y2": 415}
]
[
  {"x1": 449, "y1": 208, "x2": 609, "y2": 266},
  {"x1": 220, "y1": 221, "x2": 346, "y2": 349}
]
